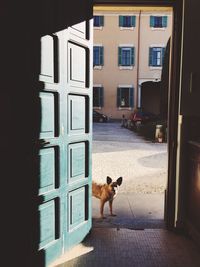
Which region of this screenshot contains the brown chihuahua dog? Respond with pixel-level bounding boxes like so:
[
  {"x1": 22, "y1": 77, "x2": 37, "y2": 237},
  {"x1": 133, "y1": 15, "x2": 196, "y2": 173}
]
[{"x1": 92, "y1": 176, "x2": 123, "y2": 219}]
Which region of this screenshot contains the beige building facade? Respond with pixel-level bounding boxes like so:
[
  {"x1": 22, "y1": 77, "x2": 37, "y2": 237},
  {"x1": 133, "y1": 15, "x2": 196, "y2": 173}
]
[{"x1": 93, "y1": 6, "x2": 172, "y2": 119}]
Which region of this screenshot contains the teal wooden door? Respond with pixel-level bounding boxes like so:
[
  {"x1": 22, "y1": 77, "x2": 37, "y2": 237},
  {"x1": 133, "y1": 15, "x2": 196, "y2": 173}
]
[{"x1": 37, "y1": 20, "x2": 92, "y2": 266}]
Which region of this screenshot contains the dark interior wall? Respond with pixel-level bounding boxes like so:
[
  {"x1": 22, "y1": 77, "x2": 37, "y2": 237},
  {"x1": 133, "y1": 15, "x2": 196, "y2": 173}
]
[
  {"x1": 175, "y1": 116, "x2": 200, "y2": 246},
  {"x1": 180, "y1": 0, "x2": 200, "y2": 117},
  {"x1": 188, "y1": 138, "x2": 200, "y2": 237},
  {"x1": 175, "y1": 0, "x2": 200, "y2": 243},
  {"x1": 1, "y1": 1, "x2": 92, "y2": 266},
  {"x1": 178, "y1": 117, "x2": 200, "y2": 245},
  {"x1": 1, "y1": 2, "x2": 41, "y2": 266}
]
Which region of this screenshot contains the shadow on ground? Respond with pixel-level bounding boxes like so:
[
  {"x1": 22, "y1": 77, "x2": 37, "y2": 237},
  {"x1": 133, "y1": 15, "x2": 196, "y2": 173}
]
[
  {"x1": 53, "y1": 227, "x2": 200, "y2": 267},
  {"x1": 92, "y1": 193, "x2": 165, "y2": 229}
]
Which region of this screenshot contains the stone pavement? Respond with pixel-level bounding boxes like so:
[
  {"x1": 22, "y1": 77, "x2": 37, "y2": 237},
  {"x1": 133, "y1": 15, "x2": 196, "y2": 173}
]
[
  {"x1": 92, "y1": 122, "x2": 168, "y2": 193},
  {"x1": 92, "y1": 192, "x2": 165, "y2": 229},
  {"x1": 91, "y1": 121, "x2": 167, "y2": 229}
]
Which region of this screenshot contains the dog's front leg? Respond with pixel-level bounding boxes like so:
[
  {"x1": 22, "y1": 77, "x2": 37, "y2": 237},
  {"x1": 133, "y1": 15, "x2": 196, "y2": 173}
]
[
  {"x1": 100, "y1": 200, "x2": 106, "y2": 219},
  {"x1": 109, "y1": 200, "x2": 116, "y2": 216}
]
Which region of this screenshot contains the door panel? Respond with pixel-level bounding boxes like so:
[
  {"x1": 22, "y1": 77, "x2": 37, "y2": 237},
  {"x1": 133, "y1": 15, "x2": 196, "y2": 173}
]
[
  {"x1": 68, "y1": 95, "x2": 86, "y2": 134},
  {"x1": 68, "y1": 143, "x2": 85, "y2": 182},
  {"x1": 40, "y1": 35, "x2": 54, "y2": 81},
  {"x1": 38, "y1": 198, "x2": 61, "y2": 265},
  {"x1": 39, "y1": 92, "x2": 56, "y2": 139},
  {"x1": 39, "y1": 200, "x2": 56, "y2": 249},
  {"x1": 68, "y1": 43, "x2": 87, "y2": 87},
  {"x1": 70, "y1": 21, "x2": 87, "y2": 39},
  {"x1": 68, "y1": 187, "x2": 86, "y2": 231},
  {"x1": 40, "y1": 35, "x2": 58, "y2": 84},
  {"x1": 67, "y1": 184, "x2": 90, "y2": 248},
  {"x1": 37, "y1": 18, "x2": 92, "y2": 266},
  {"x1": 39, "y1": 147, "x2": 56, "y2": 195}
]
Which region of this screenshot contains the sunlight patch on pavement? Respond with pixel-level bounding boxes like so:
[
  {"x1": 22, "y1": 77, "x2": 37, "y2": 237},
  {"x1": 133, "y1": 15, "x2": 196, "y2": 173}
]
[{"x1": 49, "y1": 244, "x2": 94, "y2": 267}]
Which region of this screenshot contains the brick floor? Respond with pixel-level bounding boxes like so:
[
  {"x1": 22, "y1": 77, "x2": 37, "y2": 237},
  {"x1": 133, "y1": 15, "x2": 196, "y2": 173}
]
[{"x1": 51, "y1": 228, "x2": 200, "y2": 267}]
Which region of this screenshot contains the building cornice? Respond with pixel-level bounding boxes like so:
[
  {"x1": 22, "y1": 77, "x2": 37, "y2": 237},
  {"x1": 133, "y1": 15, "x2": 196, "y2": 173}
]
[{"x1": 93, "y1": 6, "x2": 172, "y2": 12}]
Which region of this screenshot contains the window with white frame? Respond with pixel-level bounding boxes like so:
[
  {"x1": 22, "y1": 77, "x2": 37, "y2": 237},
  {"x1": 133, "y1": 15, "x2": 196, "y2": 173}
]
[
  {"x1": 119, "y1": 16, "x2": 136, "y2": 28},
  {"x1": 93, "y1": 16, "x2": 104, "y2": 27},
  {"x1": 149, "y1": 47, "x2": 165, "y2": 67},
  {"x1": 93, "y1": 46, "x2": 104, "y2": 67},
  {"x1": 117, "y1": 87, "x2": 134, "y2": 108},
  {"x1": 150, "y1": 16, "x2": 168, "y2": 28},
  {"x1": 93, "y1": 86, "x2": 104, "y2": 107},
  {"x1": 118, "y1": 47, "x2": 135, "y2": 66}
]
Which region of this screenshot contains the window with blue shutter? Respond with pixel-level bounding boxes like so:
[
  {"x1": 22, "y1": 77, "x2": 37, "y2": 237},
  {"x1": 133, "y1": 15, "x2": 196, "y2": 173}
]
[
  {"x1": 100, "y1": 47, "x2": 104, "y2": 65},
  {"x1": 118, "y1": 47, "x2": 135, "y2": 66},
  {"x1": 149, "y1": 47, "x2": 153, "y2": 66},
  {"x1": 117, "y1": 87, "x2": 134, "y2": 108},
  {"x1": 129, "y1": 87, "x2": 134, "y2": 108},
  {"x1": 149, "y1": 47, "x2": 166, "y2": 67},
  {"x1": 162, "y1": 16, "x2": 168, "y2": 27},
  {"x1": 150, "y1": 16, "x2": 168, "y2": 28},
  {"x1": 117, "y1": 87, "x2": 121, "y2": 107},
  {"x1": 150, "y1": 16, "x2": 154, "y2": 27},
  {"x1": 93, "y1": 87, "x2": 104, "y2": 107},
  {"x1": 93, "y1": 46, "x2": 104, "y2": 66},
  {"x1": 131, "y1": 47, "x2": 135, "y2": 65},
  {"x1": 118, "y1": 47, "x2": 122, "y2": 65},
  {"x1": 119, "y1": 16, "x2": 136, "y2": 27},
  {"x1": 94, "y1": 16, "x2": 104, "y2": 27},
  {"x1": 99, "y1": 87, "x2": 104, "y2": 107}
]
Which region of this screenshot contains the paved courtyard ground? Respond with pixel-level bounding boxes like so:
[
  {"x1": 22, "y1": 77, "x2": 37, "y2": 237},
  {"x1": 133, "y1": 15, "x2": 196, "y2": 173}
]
[
  {"x1": 92, "y1": 122, "x2": 168, "y2": 193},
  {"x1": 92, "y1": 121, "x2": 167, "y2": 228}
]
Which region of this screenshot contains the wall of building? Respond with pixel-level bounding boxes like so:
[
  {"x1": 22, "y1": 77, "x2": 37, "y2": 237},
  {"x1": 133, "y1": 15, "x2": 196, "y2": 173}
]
[
  {"x1": 93, "y1": 8, "x2": 172, "y2": 119},
  {"x1": 94, "y1": 11, "x2": 138, "y2": 119},
  {"x1": 139, "y1": 11, "x2": 172, "y2": 81}
]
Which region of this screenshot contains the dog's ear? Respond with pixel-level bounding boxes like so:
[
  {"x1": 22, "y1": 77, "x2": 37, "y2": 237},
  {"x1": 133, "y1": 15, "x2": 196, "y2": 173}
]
[
  {"x1": 107, "y1": 176, "x2": 112, "y2": 184},
  {"x1": 117, "y1": 177, "x2": 123, "y2": 186}
]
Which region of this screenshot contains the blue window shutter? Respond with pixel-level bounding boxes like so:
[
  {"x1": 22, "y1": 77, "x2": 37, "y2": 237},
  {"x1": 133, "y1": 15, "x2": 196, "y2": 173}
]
[
  {"x1": 162, "y1": 47, "x2": 166, "y2": 65},
  {"x1": 149, "y1": 47, "x2": 153, "y2": 66},
  {"x1": 97, "y1": 87, "x2": 100, "y2": 106},
  {"x1": 150, "y1": 16, "x2": 154, "y2": 27},
  {"x1": 131, "y1": 16, "x2": 136, "y2": 27},
  {"x1": 117, "y1": 88, "x2": 121, "y2": 107},
  {"x1": 129, "y1": 87, "x2": 134, "y2": 108},
  {"x1": 119, "y1": 16, "x2": 123, "y2": 26},
  {"x1": 93, "y1": 16, "x2": 97, "y2": 26},
  {"x1": 93, "y1": 47, "x2": 95, "y2": 65},
  {"x1": 131, "y1": 47, "x2": 135, "y2": 65},
  {"x1": 100, "y1": 47, "x2": 104, "y2": 65},
  {"x1": 118, "y1": 47, "x2": 122, "y2": 65},
  {"x1": 100, "y1": 16, "x2": 104, "y2": 26},
  {"x1": 162, "y1": 16, "x2": 167, "y2": 27},
  {"x1": 93, "y1": 47, "x2": 97, "y2": 66},
  {"x1": 152, "y1": 49, "x2": 157, "y2": 66},
  {"x1": 99, "y1": 87, "x2": 104, "y2": 107}
]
